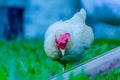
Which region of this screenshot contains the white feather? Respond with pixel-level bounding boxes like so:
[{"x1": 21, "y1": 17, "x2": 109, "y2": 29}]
[{"x1": 44, "y1": 8, "x2": 94, "y2": 66}]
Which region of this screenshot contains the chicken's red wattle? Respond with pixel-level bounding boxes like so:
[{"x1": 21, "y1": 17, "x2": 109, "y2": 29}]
[{"x1": 55, "y1": 33, "x2": 70, "y2": 50}]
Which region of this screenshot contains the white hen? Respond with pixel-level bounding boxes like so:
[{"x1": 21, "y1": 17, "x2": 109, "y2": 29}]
[{"x1": 44, "y1": 9, "x2": 94, "y2": 71}]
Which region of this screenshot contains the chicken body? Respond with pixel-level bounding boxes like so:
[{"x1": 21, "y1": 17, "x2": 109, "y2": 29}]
[{"x1": 44, "y1": 9, "x2": 94, "y2": 70}]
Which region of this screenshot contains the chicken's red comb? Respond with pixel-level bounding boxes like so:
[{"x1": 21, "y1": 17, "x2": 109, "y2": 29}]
[{"x1": 55, "y1": 33, "x2": 70, "y2": 50}]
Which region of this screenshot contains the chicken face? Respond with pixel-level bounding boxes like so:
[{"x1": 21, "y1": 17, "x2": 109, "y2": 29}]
[{"x1": 55, "y1": 33, "x2": 70, "y2": 56}]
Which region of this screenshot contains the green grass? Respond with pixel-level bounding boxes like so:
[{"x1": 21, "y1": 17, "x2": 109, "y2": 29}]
[{"x1": 0, "y1": 39, "x2": 119, "y2": 80}]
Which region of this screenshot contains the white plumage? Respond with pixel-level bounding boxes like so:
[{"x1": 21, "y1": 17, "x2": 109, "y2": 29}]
[{"x1": 44, "y1": 9, "x2": 94, "y2": 71}]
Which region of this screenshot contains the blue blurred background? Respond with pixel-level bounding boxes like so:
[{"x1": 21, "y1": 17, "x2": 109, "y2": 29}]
[
  {"x1": 0, "y1": 0, "x2": 120, "y2": 40},
  {"x1": 0, "y1": 0, "x2": 120, "y2": 79}
]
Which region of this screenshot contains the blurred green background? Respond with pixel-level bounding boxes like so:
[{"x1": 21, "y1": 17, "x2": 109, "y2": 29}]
[
  {"x1": 0, "y1": 0, "x2": 120, "y2": 80},
  {"x1": 0, "y1": 39, "x2": 119, "y2": 80}
]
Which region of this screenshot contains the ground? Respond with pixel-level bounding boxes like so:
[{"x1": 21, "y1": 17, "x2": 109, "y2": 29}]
[{"x1": 0, "y1": 39, "x2": 120, "y2": 80}]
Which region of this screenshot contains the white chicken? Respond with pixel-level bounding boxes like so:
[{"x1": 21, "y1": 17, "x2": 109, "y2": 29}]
[{"x1": 44, "y1": 9, "x2": 94, "y2": 71}]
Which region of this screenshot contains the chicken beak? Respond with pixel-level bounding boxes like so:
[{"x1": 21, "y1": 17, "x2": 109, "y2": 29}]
[{"x1": 60, "y1": 49, "x2": 65, "y2": 56}]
